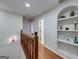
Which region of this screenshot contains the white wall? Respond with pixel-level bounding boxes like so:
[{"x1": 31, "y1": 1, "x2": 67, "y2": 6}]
[
  {"x1": 23, "y1": 19, "x2": 31, "y2": 33},
  {"x1": 0, "y1": 10, "x2": 25, "y2": 59},
  {"x1": 31, "y1": 0, "x2": 78, "y2": 51}
]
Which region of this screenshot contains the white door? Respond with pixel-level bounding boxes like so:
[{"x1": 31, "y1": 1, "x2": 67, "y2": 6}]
[{"x1": 39, "y1": 19, "x2": 44, "y2": 44}]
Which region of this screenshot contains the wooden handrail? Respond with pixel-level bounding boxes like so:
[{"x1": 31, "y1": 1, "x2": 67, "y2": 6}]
[{"x1": 20, "y1": 31, "x2": 38, "y2": 59}]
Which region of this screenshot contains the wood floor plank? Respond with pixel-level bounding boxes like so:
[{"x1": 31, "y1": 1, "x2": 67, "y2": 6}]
[{"x1": 38, "y1": 43, "x2": 63, "y2": 59}]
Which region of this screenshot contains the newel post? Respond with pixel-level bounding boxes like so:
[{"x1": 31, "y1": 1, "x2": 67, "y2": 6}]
[
  {"x1": 34, "y1": 32, "x2": 38, "y2": 59},
  {"x1": 21, "y1": 30, "x2": 23, "y2": 43}
]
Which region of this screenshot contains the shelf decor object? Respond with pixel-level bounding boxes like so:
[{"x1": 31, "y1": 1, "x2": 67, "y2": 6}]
[
  {"x1": 73, "y1": 21, "x2": 78, "y2": 30},
  {"x1": 66, "y1": 38, "x2": 70, "y2": 41},
  {"x1": 74, "y1": 36, "x2": 78, "y2": 44},
  {"x1": 59, "y1": 24, "x2": 63, "y2": 30},
  {"x1": 65, "y1": 27, "x2": 69, "y2": 30},
  {"x1": 60, "y1": 16, "x2": 65, "y2": 18},
  {"x1": 70, "y1": 11, "x2": 75, "y2": 16}
]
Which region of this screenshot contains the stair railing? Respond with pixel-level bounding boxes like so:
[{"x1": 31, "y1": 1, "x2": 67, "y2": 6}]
[{"x1": 20, "y1": 30, "x2": 38, "y2": 59}]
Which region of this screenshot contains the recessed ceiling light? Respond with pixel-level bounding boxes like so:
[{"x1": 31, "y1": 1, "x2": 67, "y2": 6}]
[{"x1": 25, "y1": 3, "x2": 30, "y2": 7}]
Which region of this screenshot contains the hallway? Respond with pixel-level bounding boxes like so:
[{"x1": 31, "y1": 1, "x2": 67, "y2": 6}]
[{"x1": 0, "y1": 0, "x2": 78, "y2": 59}]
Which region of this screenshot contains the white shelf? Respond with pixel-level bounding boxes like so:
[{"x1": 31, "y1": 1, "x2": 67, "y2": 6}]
[
  {"x1": 57, "y1": 30, "x2": 78, "y2": 32},
  {"x1": 57, "y1": 39, "x2": 78, "y2": 47},
  {"x1": 58, "y1": 15, "x2": 78, "y2": 21}
]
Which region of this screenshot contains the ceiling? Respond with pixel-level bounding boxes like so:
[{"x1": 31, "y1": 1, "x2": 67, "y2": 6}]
[{"x1": 0, "y1": 0, "x2": 59, "y2": 17}]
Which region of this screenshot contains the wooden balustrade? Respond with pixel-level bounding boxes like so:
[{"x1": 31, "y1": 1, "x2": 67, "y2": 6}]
[
  {"x1": 20, "y1": 30, "x2": 38, "y2": 59},
  {"x1": 20, "y1": 30, "x2": 63, "y2": 59}
]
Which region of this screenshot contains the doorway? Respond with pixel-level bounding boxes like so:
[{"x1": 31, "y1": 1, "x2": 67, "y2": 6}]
[{"x1": 39, "y1": 19, "x2": 44, "y2": 44}]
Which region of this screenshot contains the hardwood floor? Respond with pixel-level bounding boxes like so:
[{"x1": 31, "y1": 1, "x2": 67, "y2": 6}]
[{"x1": 38, "y1": 43, "x2": 63, "y2": 59}]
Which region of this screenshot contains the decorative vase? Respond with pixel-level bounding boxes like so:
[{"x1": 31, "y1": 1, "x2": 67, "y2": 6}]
[
  {"x1": 74, "y1": 37, "x2": 78, "y2": 44},
  {"x1": 73, "y1": 21, "x2": 77, "y2": 30},
  {"x1": 70, "y1": 11, "x2": 75, "y2": 16}
]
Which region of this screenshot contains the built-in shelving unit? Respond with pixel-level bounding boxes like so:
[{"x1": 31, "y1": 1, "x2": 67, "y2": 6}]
[
  {"x1": 57, "y1": 14, "x2": 78, "y2": 47},
  {"x1": 57, "y1": 6, "x2": 78, "y2": 59}
]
